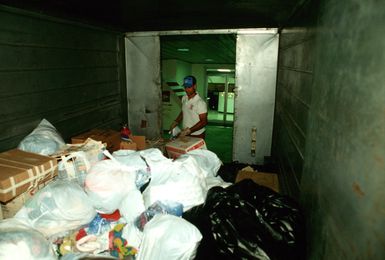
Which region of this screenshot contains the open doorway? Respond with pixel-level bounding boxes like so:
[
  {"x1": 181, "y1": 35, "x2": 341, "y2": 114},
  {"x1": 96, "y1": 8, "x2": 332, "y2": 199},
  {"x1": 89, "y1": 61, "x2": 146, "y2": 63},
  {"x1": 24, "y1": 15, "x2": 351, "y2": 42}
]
[
  {"x1": 206, "y1": 69, "x2": 235, "y2": 126},
  {"x1": 160, "y1": 33, "x2": 235, "y2": 163},
  {"x1": 126, "y1": 28, "x2": 278, "y2": 164}
]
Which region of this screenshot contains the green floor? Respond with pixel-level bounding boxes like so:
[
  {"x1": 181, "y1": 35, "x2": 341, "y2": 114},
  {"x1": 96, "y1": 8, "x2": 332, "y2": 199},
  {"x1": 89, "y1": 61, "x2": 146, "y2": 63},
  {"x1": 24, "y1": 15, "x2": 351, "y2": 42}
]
[{"x1": 205, "y1": 125, "x2": 233, "y2": 163}]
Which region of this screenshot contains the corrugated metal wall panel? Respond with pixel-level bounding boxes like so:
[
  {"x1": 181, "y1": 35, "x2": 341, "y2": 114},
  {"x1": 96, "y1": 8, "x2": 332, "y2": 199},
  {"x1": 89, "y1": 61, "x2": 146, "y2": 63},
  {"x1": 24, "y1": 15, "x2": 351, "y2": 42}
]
[
  {"x1": 276, "y1": 0, "x2": 385, "y2": 258},
  {"x1": 0, "y1": 6, "x2": 125, "y2": 151},
  {"x1": 273, "y1": 28, "x2": 315, "y2": 198},
  {"x1": 300, "y1": 0, "x2": 385, "y2": 258}
]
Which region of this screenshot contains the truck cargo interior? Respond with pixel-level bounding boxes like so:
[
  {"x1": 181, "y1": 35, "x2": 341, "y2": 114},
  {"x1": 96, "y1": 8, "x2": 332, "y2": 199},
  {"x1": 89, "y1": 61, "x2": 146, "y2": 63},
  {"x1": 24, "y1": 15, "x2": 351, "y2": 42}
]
[{"x1": 0, "y1": 0, "x2": 384, "y2": 259}]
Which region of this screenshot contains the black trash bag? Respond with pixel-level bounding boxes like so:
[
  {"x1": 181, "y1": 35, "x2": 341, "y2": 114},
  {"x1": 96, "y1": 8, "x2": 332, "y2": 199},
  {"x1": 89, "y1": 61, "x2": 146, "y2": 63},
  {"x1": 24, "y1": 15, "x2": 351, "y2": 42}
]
[
  {"x1": 217, "y1": 162, "x2": 250, "y2": 182},
  {"x1": 227, "y1": 179, "x2": 306, "y2": 258},
  {"x1": 183, "y1": 180, "x2": 306, "y2": 260}
]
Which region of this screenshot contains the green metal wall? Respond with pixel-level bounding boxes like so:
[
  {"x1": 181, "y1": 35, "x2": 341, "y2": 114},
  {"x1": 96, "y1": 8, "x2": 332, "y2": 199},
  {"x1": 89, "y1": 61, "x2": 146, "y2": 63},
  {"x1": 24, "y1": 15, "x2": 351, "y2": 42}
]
[
  {"x1": 0, "y1": 6, "x2": 126, "y2": 152},
  {"x1": 275, "y1": 0, "x2": 385, "y2": 258},
  {"x1": 274, "y1": 28, "x2": 315, "y2": 199}
]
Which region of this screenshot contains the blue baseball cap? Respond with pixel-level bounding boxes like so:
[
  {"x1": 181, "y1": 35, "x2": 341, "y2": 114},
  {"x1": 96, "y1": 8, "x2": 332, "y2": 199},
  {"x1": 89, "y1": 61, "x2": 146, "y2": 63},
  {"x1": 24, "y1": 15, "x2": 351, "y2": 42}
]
[{"x1": 182, "y1": 76, "x2": 196, "y2": 88}]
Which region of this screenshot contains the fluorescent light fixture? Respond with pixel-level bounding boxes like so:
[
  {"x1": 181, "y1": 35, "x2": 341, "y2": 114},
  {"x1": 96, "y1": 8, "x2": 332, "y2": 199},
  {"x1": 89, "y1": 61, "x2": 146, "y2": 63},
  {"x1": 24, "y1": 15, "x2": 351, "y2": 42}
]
[
  {"x1": 205, "y1": 58, "x2": 214, "y2": 62},
  {"x1": 177, "y1": 48, "x2": 189, "y2": 52},
  {"x1": 217, "y1": 69, "x2": 232, "y2": 72}
]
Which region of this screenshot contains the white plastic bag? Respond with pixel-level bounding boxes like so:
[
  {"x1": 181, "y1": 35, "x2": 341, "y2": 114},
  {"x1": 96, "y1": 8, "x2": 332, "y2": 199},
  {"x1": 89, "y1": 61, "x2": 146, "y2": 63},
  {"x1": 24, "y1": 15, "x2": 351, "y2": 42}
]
[
  {"x1": 18, "y1": 118, "x2": 65, "y2": 156},
  {"x1": 112, "y1": 149, "x2": 151, "y2": 188},
  {"x1": 137, "y1": 214, "x2": 202, "y2": 260},
  {"x1": 119, "y1": 189, "x2": 146, "y2": 223},
  {"x1": 139, "y1": 148, "x2": 176, "y2": 185},
  {"x1": 112, "y1": 149, "x2": 146, "y2": 167},
  {"x1": 0, "y1": 218, "x2": 57, "y2": 260},
  {"x1": 84, "y1": 159, "x2": 138, "y2": 214},
  {"x1": 15, "y1": 179, "x2": 96, "y2": 238},
  {"x1": 179, "y1": 150, "x2": 231, "y2": 190},
  {"x1": 58, "y1": 151, "x2": 91, "y2": 187},
  {"x1": 122, "y1": 222, "x2": 143, "y2": 250},
  {"x1": 142, "y1": 155, "x2": 208, "y2": 212},
  {"x1": 205, "y1": 174, "x2": 232, "y2": 190},
  {"x1": 179, "y1": 149, "x2": 223, "y2": 177}
]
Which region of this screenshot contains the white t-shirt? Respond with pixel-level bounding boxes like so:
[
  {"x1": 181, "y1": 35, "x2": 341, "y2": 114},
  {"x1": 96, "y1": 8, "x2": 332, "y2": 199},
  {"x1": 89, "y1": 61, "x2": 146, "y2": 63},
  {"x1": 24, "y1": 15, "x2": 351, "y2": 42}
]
[{"x1": 181, "y1": 93, "x2": 207, "y2": 135}]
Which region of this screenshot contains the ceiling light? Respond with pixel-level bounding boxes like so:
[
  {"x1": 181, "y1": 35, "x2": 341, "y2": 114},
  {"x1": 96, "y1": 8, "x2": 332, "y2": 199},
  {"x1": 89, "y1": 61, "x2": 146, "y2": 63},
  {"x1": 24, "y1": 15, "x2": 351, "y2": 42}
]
[
  {"x1": 205, "y1": 58, "x2": 214, "y2": 62},
  {"x1": 217, "y1": 69, "x2": 232, "y2": 72},
  {"x1": 177, "y1": 48, "x2": 189, "y2": 52}
]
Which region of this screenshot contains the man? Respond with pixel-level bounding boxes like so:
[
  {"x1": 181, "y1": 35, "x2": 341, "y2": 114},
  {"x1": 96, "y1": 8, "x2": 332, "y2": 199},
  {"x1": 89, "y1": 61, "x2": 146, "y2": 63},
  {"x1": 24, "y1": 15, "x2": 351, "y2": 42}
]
[{"x1": 170, "y1": 75, "x2": 208, "y2": 139}]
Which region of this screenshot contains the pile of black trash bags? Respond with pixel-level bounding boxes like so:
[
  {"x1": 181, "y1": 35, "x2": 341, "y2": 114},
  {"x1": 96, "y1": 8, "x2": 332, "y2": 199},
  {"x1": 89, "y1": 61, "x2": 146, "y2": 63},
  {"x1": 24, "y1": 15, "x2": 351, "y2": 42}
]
[{"x1": 183, "y1": 179, "x2": 306, "y2": 260}]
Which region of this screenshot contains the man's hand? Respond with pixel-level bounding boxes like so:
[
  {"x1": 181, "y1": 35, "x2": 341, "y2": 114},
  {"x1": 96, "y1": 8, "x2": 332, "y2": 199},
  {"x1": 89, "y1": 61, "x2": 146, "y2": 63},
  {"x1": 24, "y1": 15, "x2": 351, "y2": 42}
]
[
  {"x1": 180, "y1": 127, "x2": 191, "y2": 137},
  {"x1": 169, "y1": 120, "x2": 178, "y2": 132}
]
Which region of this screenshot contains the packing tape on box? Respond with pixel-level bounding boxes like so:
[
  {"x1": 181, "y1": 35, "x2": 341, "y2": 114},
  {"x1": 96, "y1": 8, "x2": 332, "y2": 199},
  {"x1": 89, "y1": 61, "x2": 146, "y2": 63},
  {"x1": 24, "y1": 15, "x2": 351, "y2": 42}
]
[
  {"x1": 0, "y1": 164, "x2": 35, "y2": 197},
  {"x1": 26, "y1": 168, "x2": 34, "y2": 193},
  {"x1": 9, "y1": 177, "x2": 16, "y2": 197},
  {"x1": 28, "y1": 162, "x2": 56, "y2": 195},
  {"x1": 31, "y1": 165, "x2": 44, "y2": 193},
  {"x1": 0, "y1": 160, "x2": 56, "y2": 196}
]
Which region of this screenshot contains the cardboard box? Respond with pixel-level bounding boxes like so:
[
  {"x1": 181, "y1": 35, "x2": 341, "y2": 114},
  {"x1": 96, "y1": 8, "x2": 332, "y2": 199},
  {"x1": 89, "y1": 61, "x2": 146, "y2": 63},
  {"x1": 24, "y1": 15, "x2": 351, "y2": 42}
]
[
  {"x1": 0, "y1": 178, "x2": 51, "y2": 220},
  {"x1": 120, "y1": 140, "x2": 137, "y2": 150},
  {"x1": 0, "y1": 192, "x2": 30, "y2": 219},
  {"x1": 0, "y1": 149, "x2": 57, "y2": 203},
  {"x1": 131, "y1": 135, "x2": 146, "y2": 150},
  {"x1": 165, "y1": 136, "x2": 207, "y2": 159},
  {"x1": 51, "y1": 138, "x2": 105, "y2": 158},
  {"x1": 71, "y1": 129, "x2": 121, "y2": 152},
  {"x1": 235, "y1": 168, "x2": 279, "y2": 193},
  {"x1": 120, "y1": 135, "x2": 146, "y2": 151}
]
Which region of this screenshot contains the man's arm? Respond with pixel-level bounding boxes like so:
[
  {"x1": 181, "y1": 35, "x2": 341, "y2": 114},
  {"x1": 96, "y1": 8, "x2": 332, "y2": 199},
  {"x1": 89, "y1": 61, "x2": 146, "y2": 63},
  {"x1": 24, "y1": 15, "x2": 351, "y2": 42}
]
[{"x1": 180, "y1": 112, "x2": 208, "y2": 136}]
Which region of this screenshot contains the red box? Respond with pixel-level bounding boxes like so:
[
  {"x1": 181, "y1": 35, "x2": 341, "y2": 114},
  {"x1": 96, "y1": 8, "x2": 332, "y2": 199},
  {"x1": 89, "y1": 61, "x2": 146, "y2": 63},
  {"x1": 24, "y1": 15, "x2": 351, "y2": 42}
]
[{"x1": 165, "y1": 137, "x2": 206, "y2": 159}]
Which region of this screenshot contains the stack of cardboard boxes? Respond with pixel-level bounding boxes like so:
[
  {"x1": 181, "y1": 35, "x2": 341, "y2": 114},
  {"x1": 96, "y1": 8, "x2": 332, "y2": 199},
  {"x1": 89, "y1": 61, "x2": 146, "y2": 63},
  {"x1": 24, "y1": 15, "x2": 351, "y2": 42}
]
[
  {"x1": 0, "y1": 149, "x2": 58, "y2": 219},
  {"x1": 0, "y1": 128, "x2": 147, "y2": 219},
  {"x1": 0, "y1": 129, "x2": 211, "y2": 219},
  {"x1": 71, "y1": 128, "x2": 146, "y2": 152}
]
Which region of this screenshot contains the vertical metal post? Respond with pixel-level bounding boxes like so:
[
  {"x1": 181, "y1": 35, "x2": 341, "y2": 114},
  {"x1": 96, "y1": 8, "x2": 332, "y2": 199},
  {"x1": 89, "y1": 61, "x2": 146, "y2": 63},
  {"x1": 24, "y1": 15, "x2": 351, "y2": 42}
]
[{"x1": 223, "y1": 74, "x2": 228, "y2": 124}]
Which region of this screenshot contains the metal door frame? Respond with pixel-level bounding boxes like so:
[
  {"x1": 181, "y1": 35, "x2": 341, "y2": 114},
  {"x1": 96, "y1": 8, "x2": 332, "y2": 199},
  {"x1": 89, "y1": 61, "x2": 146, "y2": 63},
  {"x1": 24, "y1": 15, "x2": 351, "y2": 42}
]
[
  {"x1": 125, "y1": 28, "x2": 279, "y2": 163},
  {"x1": 206, "y1": 70, "x2": 235, "y2": 126}
]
